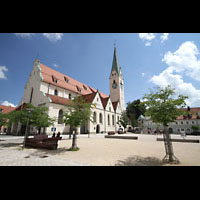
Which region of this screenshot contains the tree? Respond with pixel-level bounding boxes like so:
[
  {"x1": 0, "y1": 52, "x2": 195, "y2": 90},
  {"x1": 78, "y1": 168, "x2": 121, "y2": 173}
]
[
  {"x1": 141, "y1": 85, "x2": 188, "y2": 164},
  {"x1": 64, "y1": 96, "x2": 93, "y2": 151},
  {"x1": 0, "y1": 112, "x2": 8, "y2": 132},
  {"x1": 8, "y1": 103, "x2": 55, "y2": 134},
  {"x1": 118, "y1": 111, "x2": 130, "y2": 132},
  {"x1": 126, "y1": 99, "x2": 146, "y2": 127}
]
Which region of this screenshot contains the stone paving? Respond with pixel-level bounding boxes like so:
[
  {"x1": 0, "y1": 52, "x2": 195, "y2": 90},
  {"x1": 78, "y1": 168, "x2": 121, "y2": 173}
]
[
  {"x1": 1, "y1": 133, "x2": 200, "y2": 166},
  {"x1": 0, "y1": 135, "x2": 89, "y2": 166}
]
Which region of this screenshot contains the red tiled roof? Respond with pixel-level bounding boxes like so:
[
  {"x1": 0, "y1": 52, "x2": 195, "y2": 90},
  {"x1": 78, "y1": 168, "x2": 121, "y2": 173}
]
[
  {"x1": 82, "y1": 92, "x2": 97, "y2": 103},
  {"x1": 112, "y1": 101, "x2": 119, "y2": 111},
  {"x1": 40, "y1": 63, "x2": 109, "y2": 98},
  {"x1": 176, "y1": 107, "x2": 200, "y2": 120},
  {"x1": 100, "y1": 96, "x2": 109, "y2": 109},
  {"x1": 0, "y1": 105, "x2": 16, "y2": 114},
  {"x1": 46, "y1": 94, "x2": 73, "y2": 106}
]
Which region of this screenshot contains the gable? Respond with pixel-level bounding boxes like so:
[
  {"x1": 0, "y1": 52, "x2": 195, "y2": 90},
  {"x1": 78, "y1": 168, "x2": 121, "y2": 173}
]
[
  {"x1": 92, "y1": 92, "x2": 104, "y2": 110},
  {"x1": 105, "y1": 98, "x2": 114, "y2": 112},
  {"x1": 115, "y1": 101, "x2": 122, "y2": 114}
]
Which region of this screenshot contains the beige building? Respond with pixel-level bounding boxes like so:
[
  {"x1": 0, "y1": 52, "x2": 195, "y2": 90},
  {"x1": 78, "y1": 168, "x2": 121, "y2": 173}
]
[
  {"x1": 10, "y1": 46, "x2": 125, "y2": 135},
  {"x1": 140, "y1": 107, "x2": 200, "y2": 134}
]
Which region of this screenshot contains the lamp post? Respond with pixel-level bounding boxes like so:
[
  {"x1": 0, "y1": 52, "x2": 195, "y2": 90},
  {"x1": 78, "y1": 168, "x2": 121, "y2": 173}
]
[{"x1": 23, "y1": 108, "x2": 32, "y2": 148}]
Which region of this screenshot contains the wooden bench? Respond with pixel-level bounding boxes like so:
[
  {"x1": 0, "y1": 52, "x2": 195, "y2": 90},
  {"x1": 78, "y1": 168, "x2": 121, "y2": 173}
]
[
  {"x1": 156, "y1": 138, "x2": 200, "y2": 143},
  {"x1": 105, "y1": 135, "x2": 138, "y2": 140},
  {"x1": 25, "y1": 135, "x2": 62, "y2": 150}
]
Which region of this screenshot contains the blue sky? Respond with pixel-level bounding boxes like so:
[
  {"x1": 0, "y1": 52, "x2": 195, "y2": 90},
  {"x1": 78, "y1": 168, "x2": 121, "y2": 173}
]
[{"x1": 1, "y1": 33, "x2": 200, "y2": 108}]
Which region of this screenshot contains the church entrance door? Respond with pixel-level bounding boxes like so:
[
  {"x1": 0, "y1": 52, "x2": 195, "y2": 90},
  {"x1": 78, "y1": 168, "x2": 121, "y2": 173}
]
[{"x1": 96, "y1": 125, "x2": 100, "y2": 134}]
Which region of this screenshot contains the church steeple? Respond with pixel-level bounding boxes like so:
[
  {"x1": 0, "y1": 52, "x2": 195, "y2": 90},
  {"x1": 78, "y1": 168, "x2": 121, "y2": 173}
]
[
  {"x1": 109, "y1": 44, "x2": 125, "y2": 111},
  {"x1": 110, "y1": 44, "x2": 120, "y2": 77}
]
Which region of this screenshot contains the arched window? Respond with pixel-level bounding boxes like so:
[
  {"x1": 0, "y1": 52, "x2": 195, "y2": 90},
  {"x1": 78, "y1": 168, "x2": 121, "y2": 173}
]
[
  {"x1": 93, "y1": 112, "x2": 97, "y2": 123},
  {"x1": 54, "y1": 89, "x2": 58, "y2": 96},
  {"x1": 112, "y1": 115, "x2": 115, "y2": 126},
  {"x1": 99, "y1": 113, "x2": 103, "y2": 124},
  {"x1": 58, "y1": 109, "x2": 63, "y2": 124},
  {"x1": 108, "y1": 114, "x2": 110, "y2": 125}
]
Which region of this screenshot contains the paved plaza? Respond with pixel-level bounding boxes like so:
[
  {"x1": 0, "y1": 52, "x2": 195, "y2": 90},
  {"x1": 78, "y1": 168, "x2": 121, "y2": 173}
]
[{"x1": 0, "y1": 133, "x2": 200, "y2": 166}]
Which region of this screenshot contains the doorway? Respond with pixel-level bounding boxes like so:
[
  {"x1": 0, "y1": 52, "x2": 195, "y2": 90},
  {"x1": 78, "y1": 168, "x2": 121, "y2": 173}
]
[{"x1": 96, "y1": 125, "x2": 100, "y2": 134}]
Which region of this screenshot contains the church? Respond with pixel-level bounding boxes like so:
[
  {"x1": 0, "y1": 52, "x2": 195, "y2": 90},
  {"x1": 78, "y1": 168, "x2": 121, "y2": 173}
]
[{"x1": 10, "y1": 46, "x2": 125, "y2": 135}]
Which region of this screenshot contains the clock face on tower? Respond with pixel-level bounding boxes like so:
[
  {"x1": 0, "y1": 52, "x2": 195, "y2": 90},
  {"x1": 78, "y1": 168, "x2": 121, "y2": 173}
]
[{"x1": 112, "y1": 81, "x2": 117, "y2": 89}]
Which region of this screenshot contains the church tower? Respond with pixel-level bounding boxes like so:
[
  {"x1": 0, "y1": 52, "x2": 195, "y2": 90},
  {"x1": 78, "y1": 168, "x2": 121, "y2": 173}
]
[{"x1": 109, "y1": 44, "x2": 125, "y2": 111}]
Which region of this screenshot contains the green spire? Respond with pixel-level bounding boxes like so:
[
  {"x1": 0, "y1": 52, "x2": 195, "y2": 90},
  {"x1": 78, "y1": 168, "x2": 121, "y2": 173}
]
[{"x1": 111, "y1": 45, "x2": 120, "y2": 75}]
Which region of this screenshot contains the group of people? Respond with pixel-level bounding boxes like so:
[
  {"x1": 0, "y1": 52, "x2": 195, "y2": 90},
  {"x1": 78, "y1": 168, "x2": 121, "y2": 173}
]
[{"x1": 52, "y1": 131, "x2": 61, "y2": 138}]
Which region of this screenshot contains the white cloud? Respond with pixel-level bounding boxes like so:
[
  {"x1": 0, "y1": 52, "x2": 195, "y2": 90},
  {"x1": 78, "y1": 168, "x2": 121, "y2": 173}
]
[
  {"x1": 42, "y1": 33, "x2": 63, "y2": 42},
  {"x1": 160, "y1": 33, "x2": 169, "y2": 43},
  {"x1": 0, "y1": 66, "x2": 8, "y2": 79},
  {"x1": 53, "y1": 64, "x2": 59, "y2": 68},
  {"x1": 1, "y1": 101, "x2": 16, "y2": 107},
  {"x1": 150, "y1": 41, "x2": 200, "y2": 107},
  {"x1": 139, "y1": 33, "x2": 156, "y2": 40},
  {"x1": 145, "y1": 42, "x2": 152, "y2": 46},
  {"x1": 142, "y1": 72, "x2": 145, "y2": 77},
  {"x1": 138, "y1": 33, "x2": 156, "y2": 46},
  {"x1": 14, "y1": 33, "x2": 35, "y2": 38}
]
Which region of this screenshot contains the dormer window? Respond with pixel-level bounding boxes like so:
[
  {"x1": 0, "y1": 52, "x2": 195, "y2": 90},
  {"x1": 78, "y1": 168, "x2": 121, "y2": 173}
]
[
  {"x1": 52, "y1": 76, "x2": 58, "y2": 83},
  {"x1": 64, "y1": 76, "x2": 69, "y2": 83},
  {"x1": 76, "y1": 86, "x2": 82, "y2": 93},
  {"x1": 83, "y1": 85, "x2": 87, "y2": 90}
]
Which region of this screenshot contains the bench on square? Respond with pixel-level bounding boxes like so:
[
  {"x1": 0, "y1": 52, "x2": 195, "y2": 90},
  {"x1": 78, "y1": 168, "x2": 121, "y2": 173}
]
[
  {"x1": 25, "y1": 135, "x2": 62, "y2": 150},
  {"x1": 105, "y1": 135, "x2": 138, "y2": 140},
  {"x1": 156, "y1": 138, "x2": 199, "y2": 143}
]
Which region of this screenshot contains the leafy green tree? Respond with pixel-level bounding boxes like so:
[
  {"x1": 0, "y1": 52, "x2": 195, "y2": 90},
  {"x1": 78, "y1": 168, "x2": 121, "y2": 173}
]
[
  {"x1": 141, "y1": 85, "x2": 188, "y2": 164},
  {"x1": 118, "y1": 111, "x2": 130, "y2": 132},
  {"x1": 64, "y1": 96, "x2": 93, "y2": 151},
  {"x1": 126, "y1": 99, "x2": 146, "y2": 127},
  {"x1": 8, "y1": 103, "x2": 55, "y2": 134},
  {"x1": 0, "y1": 112, "x2": 8, "y2": 131}
]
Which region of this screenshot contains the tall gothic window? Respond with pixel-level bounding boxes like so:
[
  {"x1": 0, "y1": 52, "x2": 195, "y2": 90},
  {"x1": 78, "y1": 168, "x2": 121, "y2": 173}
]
[
  {"x1": 112, "y1": 115, "x2": 115, "y2": 126},
  {"x1": 108, "y1": 114, "x2": 110, "y2": 125},
  {"x1": 93, "y1": 112, "x2": 97, "y2": 123},
  {"x1": 99, "y1": 113, "x2": 103, "y2": 124},
  {"x1": 54, "y1": 89, "x2": 58, "y2": 96},
  {"x1": 58, "y1": 109, "x2": 63, "y2": 124}
]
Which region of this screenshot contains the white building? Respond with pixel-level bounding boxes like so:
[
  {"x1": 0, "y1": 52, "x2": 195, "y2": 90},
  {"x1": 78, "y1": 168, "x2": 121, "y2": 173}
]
[
  {"x1": 10, "y1": 46, "x2": 125, "y2": 135},
  {"x1": 140, "y1": 107, "x2": 200, "y2": 134}
]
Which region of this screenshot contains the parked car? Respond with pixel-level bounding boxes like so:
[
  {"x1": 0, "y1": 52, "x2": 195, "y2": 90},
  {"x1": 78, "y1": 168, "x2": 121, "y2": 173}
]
[{"x1": 118, "y1": 128, "x2": 124, "y2": 134}]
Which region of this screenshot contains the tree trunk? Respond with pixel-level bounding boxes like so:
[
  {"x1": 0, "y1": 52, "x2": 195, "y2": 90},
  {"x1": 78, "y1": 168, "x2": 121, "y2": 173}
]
[
  {"x1": 162, "y1": 125, "x2": 179, "y2": 164},
  {"x1": 71, "y1": 128, "x2": 78, "y2": 149}
]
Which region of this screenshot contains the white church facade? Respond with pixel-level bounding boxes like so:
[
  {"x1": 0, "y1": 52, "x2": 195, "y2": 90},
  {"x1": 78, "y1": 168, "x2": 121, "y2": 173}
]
[{"x1": 10, "y1": 46, "x2": 126, "y2": 135}]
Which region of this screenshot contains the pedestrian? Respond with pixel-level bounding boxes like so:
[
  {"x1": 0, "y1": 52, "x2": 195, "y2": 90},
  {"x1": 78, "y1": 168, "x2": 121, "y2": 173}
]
[
  {"x1": 52, "y1": 132, "x2": 56, "y2": 138},
  {"x1": 56, "y1": 132, "x2": 61, "y2": 138}
]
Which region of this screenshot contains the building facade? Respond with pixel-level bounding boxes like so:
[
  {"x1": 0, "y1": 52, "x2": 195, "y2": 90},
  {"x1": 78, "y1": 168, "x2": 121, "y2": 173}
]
[
  {"x1": 10, "y1": 46, "x2": 125, "y2": 135},
  {"x1": 140, "y1": 107, "x2": 200, "y2": 134},
  {"x1": 0, "y1": 105, "x2": 16, "y2": 133}
]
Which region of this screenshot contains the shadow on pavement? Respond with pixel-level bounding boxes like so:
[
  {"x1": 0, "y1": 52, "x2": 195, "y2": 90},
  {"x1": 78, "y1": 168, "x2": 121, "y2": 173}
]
[
  {"x1": 0, "y1": 142, "x2": 23, "y2": 148},
  {"x1": 115, "y1": 155, "x2": 164, "y2": 166}
]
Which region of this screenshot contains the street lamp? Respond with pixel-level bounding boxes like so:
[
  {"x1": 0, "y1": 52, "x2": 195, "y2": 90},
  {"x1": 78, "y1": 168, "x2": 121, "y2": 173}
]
[{"x1": 23, "y1": 108, "x2": 32, "y2": 148}]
